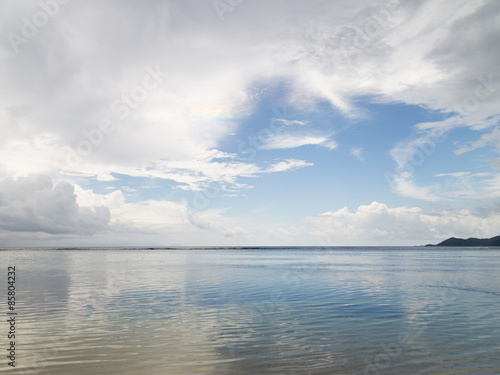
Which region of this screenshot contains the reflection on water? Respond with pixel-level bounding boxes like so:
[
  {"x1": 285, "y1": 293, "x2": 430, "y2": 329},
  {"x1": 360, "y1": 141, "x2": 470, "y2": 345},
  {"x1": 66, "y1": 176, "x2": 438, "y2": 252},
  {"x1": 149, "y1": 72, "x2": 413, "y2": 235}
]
[{"x1": 1, "y1": 248, "x2": 499, "y2": 374}]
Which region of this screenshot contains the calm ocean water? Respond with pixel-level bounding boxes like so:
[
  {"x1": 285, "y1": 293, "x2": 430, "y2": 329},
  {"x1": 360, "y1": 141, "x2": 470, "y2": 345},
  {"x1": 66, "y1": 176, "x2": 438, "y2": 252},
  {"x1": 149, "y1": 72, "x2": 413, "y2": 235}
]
[{"x1": 0, "y1": 247, "x2": 499, "y2": 375}]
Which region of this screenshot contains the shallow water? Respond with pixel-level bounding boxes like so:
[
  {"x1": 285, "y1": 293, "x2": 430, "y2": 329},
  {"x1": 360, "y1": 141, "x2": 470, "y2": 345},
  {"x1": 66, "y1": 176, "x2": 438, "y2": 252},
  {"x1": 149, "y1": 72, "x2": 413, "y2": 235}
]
[{"x1": 1, "y1": 248, "x2": 499, "y2": 374}]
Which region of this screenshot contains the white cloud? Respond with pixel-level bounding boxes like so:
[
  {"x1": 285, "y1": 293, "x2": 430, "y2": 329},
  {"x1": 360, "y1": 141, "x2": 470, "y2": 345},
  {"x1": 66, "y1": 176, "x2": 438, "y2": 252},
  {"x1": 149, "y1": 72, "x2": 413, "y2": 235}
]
[
  {"x1": 131, "y1": 154, "x2": 313, "y2": 191},
  {"x1": 309, "y1": 202, "x2": 429, "y2": 241},
  {"x1": 481, "y1": 173, "x2": 500, "y2": 198},
  {"x1": 2, "y1": 176, "x2": 499, "y2": 247},
  {"x1": 0, "y1": 139, "x2": 312, "y2": 192},
  {"x1": 0, "y1": 176, "x2": 109, "y2": 235},
  {"x1": 455, "y1": 126, "x2": 500, "y2": 155},
  {"x1": 2, "y1": 0, "x2": 497, "y2": 186},
  {"x1": 351, "y1": 147, "x2": 364, "y2": 161},
  {"x1": 389, "y1": 129, "x2": 446, "y2": 172},
  {"x1": 322, "y1": 140, "x2": 338, "y2": 150},
  {"x1": 72, "y1": 179, "x2": 322, "y2": 246},
  {"x1": 434, "y1": 172, "x2": 471, "y2": 178},
  {"x1": 388, "y1": 124, "x2": 500, "y2": 201},
  {"x1": 272, "y1": 118, "x2": 309, "y2": 126},
  {"x1": 308, "y1": 201, "x2": 500, "y2": 244},
  {"x1": 261, "y1": 133, "x2": 334, "y2": 150},
  {"x1": 390, "y1": 173, "x2": 440, "y2": 202},
  {"x1": 96, "y1": 173, "x2": 118, "y2": 182},
  {"x1": 387, "y1": 129, "x2": 447, "y2": 201},
  {"x1": 265, "y1": 159, "x2": 313, "y2": 173},
  {"x1": 0, "y1": 175, "x2": 252, "y2": 245}
]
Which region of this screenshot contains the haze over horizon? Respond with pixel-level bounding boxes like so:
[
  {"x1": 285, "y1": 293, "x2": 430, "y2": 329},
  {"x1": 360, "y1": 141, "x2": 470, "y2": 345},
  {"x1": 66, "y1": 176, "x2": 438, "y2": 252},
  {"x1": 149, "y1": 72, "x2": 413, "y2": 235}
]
[{"x1": 1, "y1": 0, "x2": 500, "y2": 247}]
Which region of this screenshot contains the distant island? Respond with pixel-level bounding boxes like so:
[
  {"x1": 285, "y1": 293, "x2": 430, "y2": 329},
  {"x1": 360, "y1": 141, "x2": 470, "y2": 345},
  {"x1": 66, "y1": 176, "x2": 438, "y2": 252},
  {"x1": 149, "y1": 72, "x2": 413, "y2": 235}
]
[{"x1": 426, "y1": 235, "x2": 500, "y2": 247}]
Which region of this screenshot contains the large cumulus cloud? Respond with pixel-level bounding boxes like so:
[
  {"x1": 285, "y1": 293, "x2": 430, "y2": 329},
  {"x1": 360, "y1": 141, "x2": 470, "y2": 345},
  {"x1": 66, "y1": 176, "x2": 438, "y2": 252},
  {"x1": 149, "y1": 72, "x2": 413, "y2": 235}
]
[{"x1": 0, "y1": 176, "x2": 109, "y2": 235}]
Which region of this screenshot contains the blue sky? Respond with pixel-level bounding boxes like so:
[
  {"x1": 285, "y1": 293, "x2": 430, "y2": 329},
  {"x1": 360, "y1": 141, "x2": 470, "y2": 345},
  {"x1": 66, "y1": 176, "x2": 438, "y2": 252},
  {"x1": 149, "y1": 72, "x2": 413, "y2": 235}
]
[{"x1": 0, "y1": 0, "x2": 499, "y2": 246}]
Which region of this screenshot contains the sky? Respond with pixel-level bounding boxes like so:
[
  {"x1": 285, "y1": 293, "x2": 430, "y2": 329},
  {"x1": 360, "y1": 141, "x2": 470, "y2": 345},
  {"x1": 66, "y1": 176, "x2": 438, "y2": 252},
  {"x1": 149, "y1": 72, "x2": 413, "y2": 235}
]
[{"x1": 0, "y1": 0, "x2": 499, "y2": 247}]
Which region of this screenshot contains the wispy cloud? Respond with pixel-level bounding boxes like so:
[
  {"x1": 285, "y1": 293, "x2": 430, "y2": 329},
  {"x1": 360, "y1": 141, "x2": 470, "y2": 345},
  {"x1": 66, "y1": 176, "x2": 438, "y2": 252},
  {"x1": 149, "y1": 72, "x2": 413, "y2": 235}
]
[
  {"x1": 455, "y1": 126, "x2": 500, "y2": 155},
  {"x1": 434, "y1": 172, "x2": 471, "y2": 178},
  {"x1": 351, "y1": 147, "x2": 364, "y2": 161},
  {"x1": 261, "y1": 133, "x2": 336, "y2": 150},
  {"x1": 391, "y1": 173, "x2": 441, "y2": 202},
  {"x1": 272, "y1": 118, "x2": 309, "y2": 126},
  {"x1": 387, "y1": 130, "x2": 447, "y2": 201},
  {"x1": 265, "y1": 159, "x2": 313, "y2": 173}
]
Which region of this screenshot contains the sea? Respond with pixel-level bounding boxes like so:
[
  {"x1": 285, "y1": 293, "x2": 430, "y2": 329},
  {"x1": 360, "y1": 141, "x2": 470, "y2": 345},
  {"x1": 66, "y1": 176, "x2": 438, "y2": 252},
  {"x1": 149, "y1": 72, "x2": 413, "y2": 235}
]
[{"x1": 0, "y1": 247, "x2": 499, "y2": 375}]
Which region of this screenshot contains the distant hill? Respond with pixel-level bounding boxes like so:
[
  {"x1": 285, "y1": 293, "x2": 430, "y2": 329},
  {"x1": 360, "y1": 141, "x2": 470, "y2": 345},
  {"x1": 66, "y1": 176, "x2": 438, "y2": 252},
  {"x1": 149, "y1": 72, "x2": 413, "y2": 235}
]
[{"x1": 428, "y1": 235, "x2": 500, "y2": 247}]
